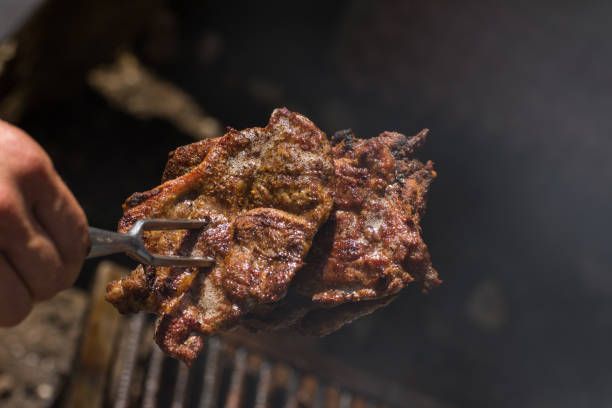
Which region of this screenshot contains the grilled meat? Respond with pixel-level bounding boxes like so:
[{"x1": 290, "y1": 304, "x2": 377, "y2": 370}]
[
  {"x1": 295, "y1": 129, "x2": 440, "y2": 304},
  {"x1": 240, "y1": 128, "x2": 440, "y2": 335},
  {"x1": 106, "y1": 108, "x2": 440, "y2": 364},
  {"x1": 106, "y1": 108, "x2": 334, "y2": 363}
]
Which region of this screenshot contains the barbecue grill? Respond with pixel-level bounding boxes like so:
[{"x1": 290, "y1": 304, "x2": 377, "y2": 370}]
[{"x1": 62, "y1": 262, "x2": 449, "y2": 408}]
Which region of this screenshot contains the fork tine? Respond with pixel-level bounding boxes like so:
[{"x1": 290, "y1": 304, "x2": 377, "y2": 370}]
[
  {"x1": 147, "y1": 255, "x2": 214, "y2": 267},
  {"x1": 128, "y1": 218, "x2": 214, "y2": 267},
  {"x1": 139, "y1": 218, "x2": 210, "y2": 231}
]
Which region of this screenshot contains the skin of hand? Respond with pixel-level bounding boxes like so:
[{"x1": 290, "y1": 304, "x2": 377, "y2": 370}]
[{"x1": 0, "y1": 119, "x2": 90, "y2": 326}]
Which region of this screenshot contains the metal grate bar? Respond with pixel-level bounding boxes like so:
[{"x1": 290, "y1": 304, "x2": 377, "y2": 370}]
[
  {"x1": 114, "y1": 313, "x2": 146, "y2": 408},
  {"x1": 141, "y1": 346, "x2": 165, "y2": 408},
  {"x1": 72, "y1": 262, "x2": 450, "y2": 408},
  {"x1": 284, "y1": 368, "x2": 300, "y2": 408},
  {"x1": 171, "y1": 362, "x2": 189, "y2": 408},
  {"x1": 254, "y1": 360, "x2": 272, "y2": 408},
  {"x1": 199, "y1": 337, "x2": 222, "y2": 408},
  {"x1": 224, "y1": 348, "x2": 248, "y2": 408},
  {"x1": 171, "y1": 361, "x2": 190, "y2": 408}
]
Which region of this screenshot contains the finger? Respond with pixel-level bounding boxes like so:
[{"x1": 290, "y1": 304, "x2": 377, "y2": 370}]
[
  {"x1": 0, "y1": 253, "x2": 33, "y2": 326},
  {"x1": 26, "y1": 165, "x2": 89, "y2": 288},
  {"x1": 4, "y1": 209, "x2": 65, "y2": 301},
  {"x1": 0, "y1": 184, "x2": 65, "y2": 301},
  {"x1": 0, "y1": 121, "x2": 88, "y2": 291}
]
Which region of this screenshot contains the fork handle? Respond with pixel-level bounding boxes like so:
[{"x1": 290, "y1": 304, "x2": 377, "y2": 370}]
[{"x1": 87, "y1": 227, "x2": 136, "y2": 259}]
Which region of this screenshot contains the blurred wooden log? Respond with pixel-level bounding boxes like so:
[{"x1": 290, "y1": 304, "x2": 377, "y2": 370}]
[
  {"x1": 88, "y1": 52, "x2": 223, "y2": 140},
  {"x1": 0, "y1": 0, "x2": 163, "y2": 122}
]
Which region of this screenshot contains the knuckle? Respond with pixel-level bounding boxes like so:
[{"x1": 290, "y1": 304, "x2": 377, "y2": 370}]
[
  {"x1": 16, "y1": 149, "x2": 52, "y2": 182},
  {"x1": 0, "y1": 191, "x2": 18, "y2": 219},
  {"x1": 0, "y1": 124, "x2": 51, "y2": 180}
]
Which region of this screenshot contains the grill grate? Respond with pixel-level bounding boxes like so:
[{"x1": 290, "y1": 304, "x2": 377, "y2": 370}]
[
  {"x1": 99, "y1": 316, "x2": 449, "y2": 408},
  {"x1": 65, "y1": 262, "x2": 451, "y2": 408}
]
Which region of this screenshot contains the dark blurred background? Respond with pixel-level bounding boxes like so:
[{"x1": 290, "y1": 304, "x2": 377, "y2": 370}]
[{"x1": 1, "y1": 0, "x2": 611, "y2": 407}]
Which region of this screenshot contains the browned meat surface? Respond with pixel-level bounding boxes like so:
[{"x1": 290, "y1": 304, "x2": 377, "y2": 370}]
[
  {"x1": 105, "y1": 108, "x2": 334, "y2": 363},
  {"x1": 241, "y1": 128, "x2": 440, "y2": 334},
  {"x1": 106, "y1": 108, "x2": 440, "y2": 364},
  {"x1": 160, "y1": 137, "x2": 218, "y2": 182},
  {"x1": 295, "y1": 129, "x2": 440, "y2": 304}
]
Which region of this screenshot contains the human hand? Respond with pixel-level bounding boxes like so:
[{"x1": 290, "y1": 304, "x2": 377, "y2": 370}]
[{"x1": 0, "y1": 120, "x2": 89, "y2": 326}]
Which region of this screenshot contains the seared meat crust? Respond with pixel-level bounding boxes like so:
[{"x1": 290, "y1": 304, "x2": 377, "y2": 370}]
[
  {"x1": 106, "y1": 108, "x2": 334, "y2": 363},
  {"x1": 106, "y1": 109, "x2": 439, "y2": 363},
  {"x1": 161, "y1": 137, "x2": 218, "y2": 182},
  {"x1": 295, "y1": 129, "x2": 440, "y2": 306},
  {"x1": 241, "y1": 129, "x2": 440, "y2": 335}
]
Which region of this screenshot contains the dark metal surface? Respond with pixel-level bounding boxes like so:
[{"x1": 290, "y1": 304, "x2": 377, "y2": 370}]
[
  {"x1": 254, "y1": 361, "x2": 272, "y2": 408},
  {"x1": 199, "y1": 337, "x2": 222, "y2": 408},
  {"x1": 141, "y1": 346, "x2": 164, "y2": 408},
  {"x1": 171, "y1": 361, "x2": 190, "y2": 408},
  {"x1": 113, "y1": 313, "x2": 146, "y2": 408},
  {"x1": 224, "y1": 348, "x2": 247, "y2": 408},
  {"x1": 105, "y1": 323, "x2": 449, "y2": 408},
  {"x1": 66, "y1": 262, "x2": 449, "y2": 408},
  {"x1": 283, "y1": 369, "x2": 300, "y2": 408}
]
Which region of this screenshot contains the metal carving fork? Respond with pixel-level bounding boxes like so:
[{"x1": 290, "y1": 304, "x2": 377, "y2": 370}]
[{"x1": 86, "y1": 219, "x2": 214, "y2": 267}]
